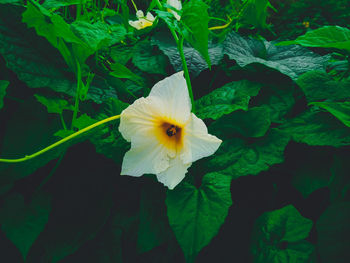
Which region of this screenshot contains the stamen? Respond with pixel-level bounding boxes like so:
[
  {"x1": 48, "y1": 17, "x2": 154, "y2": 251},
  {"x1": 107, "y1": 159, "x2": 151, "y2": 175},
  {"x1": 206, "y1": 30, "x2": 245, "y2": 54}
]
[{"x1": 166, "y1": 125, "x2": 179, "y2": 137}]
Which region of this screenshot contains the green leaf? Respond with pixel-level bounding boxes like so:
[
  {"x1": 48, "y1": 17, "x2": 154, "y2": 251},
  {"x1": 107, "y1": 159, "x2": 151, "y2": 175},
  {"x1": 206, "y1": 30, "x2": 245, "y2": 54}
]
[
  {"x1": 152, "y1": 32, "x2": 223, "y2": 77},
  {"x1": 279, "y1": 109, "x2": 350, "y2": 147},
  {"x1": 251, "y1": 205, "x2": 314, "y2": 263},
  {"x1": 166, "y1": 172, "x2": 232, "y2": 262},
  {"x1": 34, "y1": 94, "x2": 74, "y2": 114},
  {"x1": 209, "y1": 129, "x2": 289, "y2": 178},
  {"x1": 110, "y1": 45, "x2": 134, "y2": 65},
  {"x1": 316, "y1": 202, "x2": 350, "y2": 263},
  {"x1": 22, "y1": 2, "x2": 86, "y2": 69},
  {"x1": 254, "y1": 83, "x2": 295, "y2": 123},
  {"x1": 132, "y1": 40, "x2": 168, "y2": 75},
  {"x1": 195, "y1": 80, "x2": 261, "y2": 120},
  {"x1": 238, "y1": 0, "x2": 273, "y2": 30},
  {"x1": 0, "y1": 99, "x2": 64, "y2": 184},
  {"x1": 311, "y1": 101, "x2": 350, "y2": 127},
  {"x1": 278, "y1": 26, "x2": 350, "y2": 53},
  {"x1": 182, "y1": 0, "x2": 211, "y2": 67},
  {"x1": 223, "y1": 31, "x2": 329, "y2": 80},
  {"x1": 0, "y1": 80, "x2": 9, "y2": 109},
  {"x1": 109, "y1": 62, "x2": 142, "y2": 83},
  {"x1": 137, "y1": 182, "x2": 172, "y2": 253},
  {"x1": 24, "y1": 148, "x2": 115, "y2": 263},
  {"x1": 42, "y1": 0, "x2": 87, "y2": 9},
  {"x1": 0, "y1": 5, "x2": 118, "y2": 104},
  {"x1": 0, "y1": 0, "x2": 21, "y2": 3},
  {"x1": 0, "y1": 192, "x2": 51, "y2": 260},
  {"x1": 290, "y1": 148, "x2": 333, "y2": 198},
  {"x1": 210, "y1": 106, "x2": 271, "y2": 138},
  {"x1": 71, "y1": 21, "x2": 126, "y2": 52},
  {"x1": 296, "y1": 70, "x2": 350, "y2": 102}
]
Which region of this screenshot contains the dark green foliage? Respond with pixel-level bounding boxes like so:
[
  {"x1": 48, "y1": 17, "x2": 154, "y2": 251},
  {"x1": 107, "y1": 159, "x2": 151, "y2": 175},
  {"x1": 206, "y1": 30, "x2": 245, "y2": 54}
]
[
  {"x1": 251, "y1": 205, "x2": 315, "y2": 262},
  {"x1": 0, "y1": 0, "x2": 350, "y2": 262}
]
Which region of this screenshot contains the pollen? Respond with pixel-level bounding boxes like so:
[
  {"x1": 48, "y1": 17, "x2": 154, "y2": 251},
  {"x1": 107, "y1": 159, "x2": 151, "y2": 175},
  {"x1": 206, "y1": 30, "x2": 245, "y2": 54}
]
[
  {"x1": 166, "y1": 125, "x2": 179, "y2": 137},
  {"x1": 153, "y1": 119, "x2": 184, "y2": 152}
]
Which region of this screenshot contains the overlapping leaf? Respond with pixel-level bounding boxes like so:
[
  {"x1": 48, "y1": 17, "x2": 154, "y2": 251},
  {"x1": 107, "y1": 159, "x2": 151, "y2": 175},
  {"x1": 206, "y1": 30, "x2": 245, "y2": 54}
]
[
  {"x1": 166, "y1": 172, "x2": 232, "y2": 262},
  {"x1": 251, "y1": 205, "x2": 314, "y2": 263},
  {"x1": 195, "y1": 80, "x2": 261, "y2": 120},
  {"x1": 279, "y1": 109, "x2": 350, "y2": 147},
  {"x1": 223, "y1": 31, "x2": 329, "y2": 80},
  {"x1": 209, "y1": 129, "x2": 290, "y2": 178},
  {"x1": 278, "y1": 25, "x2": 350, "y2": 53}
]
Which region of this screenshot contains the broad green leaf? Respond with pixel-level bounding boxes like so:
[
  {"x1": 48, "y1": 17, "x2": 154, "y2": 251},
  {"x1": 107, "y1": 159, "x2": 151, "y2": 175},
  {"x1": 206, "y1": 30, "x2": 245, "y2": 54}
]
[
  {"x1": 278, "y1": 26, "x2": 350, "y2": 53},
  {"x1": 254, "y1": 83, "x2": 295, "y2": 123},
  {"x1": 0, "y1": 99, "x2": 63, "y2": 184},
  {"x1": 251, "y1": 205, "x2": 314, "y2": 263},
  {"x1": 290, "y1": 148, "x2": 333, "y2": 198},
  {"x1": 0, "y1": 80, "x2": 9, "y2": 109},
  {"x1": 182, "y1": 0, "x2": 211, "y2": 67},
  {"x1": 70, "y1": 21, "x2": 126, "y2": 52},
  {"x1": 34, "y1": 94, "x2": 74, "y2": 114},
  {"x1": 279, "y1": 109, "x2": 350, "y2": 147},
  {"x1": 0, "y1": 5, "x2": 118, "y2": 103},
  {"x1": 210, "y1": 106, "x2": 271, "y2": 138},
  {"x1": 109, "y1": 62, "x2": 142, "y2": 83},
  {"x1": 152, "y1": 32, "x2": 223, "y2": 77},
  {"x1": 195, "y1": 80, "x2": 261, "y2": 120},
  {"x1": 0, "y1": 0, "x2": 21, "y2": 3},
  {"x1": 296, "y1": 70, "x2": 350, "y2": 102},
  {"x1": 238, "y1": 0, "x2": 273, "y2": 30},
  {"x1": 311, "y1": 101, "x2": 350, "y2": 127},
  {"x1": 0, "y1": 192, "x2": 51, "y2": 260},
  {"x1": 132, "y1": 40, "x2": 168, "y2": 75},
  {"x1": 24, "y1": 147, "x2": 115, "y2": 263},
  {"x1": 137, "y1": 182, "x2": 172, "y2": 253},
  {"x1": 70, "y1": 99, "x2": 129, "y2": 165},
  {"x1": 110, "y1": 45, "x2": 134, "y2": 65},
  {"x1": 54, "y1": 129, "x2": 75, "y2": 138},
  {"x1": 43, "y1": 0, "x2": 87, "y2": 9},
  {"x1": 209, "y1": 129, "x2": 290, "y2": 178},
  {"x1": 166, "y1": 172, "x2": 232, "y2": 262},
  {"x1": 316, "y1": 202, "x2": 350, "y2": 263},
  {"x1": 22, "y1": 2, "x2": 86, "y2": 69},
  {"x1": 223, "y1": 31, "x2": 329, "y2": 80}
]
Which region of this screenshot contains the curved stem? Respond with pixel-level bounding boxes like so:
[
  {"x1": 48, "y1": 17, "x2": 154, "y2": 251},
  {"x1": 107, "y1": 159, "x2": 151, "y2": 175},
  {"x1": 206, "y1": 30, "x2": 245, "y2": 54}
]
[
  {"x1": 178, "y1": 36, "x2": 195, "y2": 112},
  {"x1": 0, "y1": 115, "x2": 120, "y2": 163}
]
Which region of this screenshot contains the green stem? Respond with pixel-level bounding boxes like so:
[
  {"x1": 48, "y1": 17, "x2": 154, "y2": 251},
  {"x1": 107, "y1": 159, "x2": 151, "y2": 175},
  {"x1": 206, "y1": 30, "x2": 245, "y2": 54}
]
[
  {"x1": 130, "y1": 0, "x2": 138, "y2": 12},
  {"x1": 71, "y1": 60, "x2": 82, "y2": 130},
  {"x1": 157, "y1": 0, "x2": 195, "y2": 112},
  {"x1": 60, "y1": 113, "x2": 67, "y2": 130},
  {"x1": 0, "y1": 115, "x2": 120, "y2": 163},
  {"x1": 178, "y1": 36, "x2": 195, "y2": 112}
]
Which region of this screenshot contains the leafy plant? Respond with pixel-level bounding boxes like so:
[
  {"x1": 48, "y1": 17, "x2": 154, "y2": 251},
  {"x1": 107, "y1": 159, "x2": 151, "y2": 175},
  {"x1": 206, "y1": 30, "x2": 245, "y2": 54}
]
[{"x1": 0, "y1": 0, "x2": 350, "y2": 262}]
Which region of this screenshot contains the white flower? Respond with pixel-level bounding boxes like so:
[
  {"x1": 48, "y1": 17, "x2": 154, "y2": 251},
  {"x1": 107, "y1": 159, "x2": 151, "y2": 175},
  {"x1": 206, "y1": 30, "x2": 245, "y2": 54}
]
[
  {"x1": 119, "y1": 72, "x2": 222, "y2": 189},
  {"x1": 167, "y1": 0, "x2": 182, "y2": 21},
  {"x1": 129, "y1": 10, "x2": 155, "y2": 30}
]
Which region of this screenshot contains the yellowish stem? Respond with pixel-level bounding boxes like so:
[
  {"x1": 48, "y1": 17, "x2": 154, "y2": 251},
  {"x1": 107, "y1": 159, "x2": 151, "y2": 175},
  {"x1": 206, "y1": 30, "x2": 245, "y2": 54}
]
[{"x1": 0, "y1": 115, "x2": 120, "y2": 163}]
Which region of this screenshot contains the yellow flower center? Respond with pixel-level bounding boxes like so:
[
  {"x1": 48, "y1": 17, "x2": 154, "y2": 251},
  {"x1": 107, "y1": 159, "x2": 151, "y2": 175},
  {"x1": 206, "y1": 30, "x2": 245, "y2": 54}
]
[{"x1": 153, "y1": 119, "x2": 184, "y2": 152}]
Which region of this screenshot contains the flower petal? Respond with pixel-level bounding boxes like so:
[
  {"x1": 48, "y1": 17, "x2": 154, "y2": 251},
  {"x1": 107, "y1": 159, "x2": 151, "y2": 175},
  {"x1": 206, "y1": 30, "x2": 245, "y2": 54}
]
[
  {"x1": 149, "y1": 71, "x2": 191, "y2": 125},
  {"x1": 129, "y1": 20, "x2": 143, "y2": 30},
  {"x1": 146, "y1": 12, "x2": 155, "y2": 22},
  {"x1": 156, "y1": 157, "x2": 191, "y2": 189},
  {"x1": 119, "y1": 97, "x2": 160, "y2": 142},
  {"x1": 121, "y1": 137, "x2": 170, "y2": 176},
  {"x1": 136, "y1": 10, "x2": 144, "y2": 18},
  {"x1": 181, "y1": 113, "x2": 222, "y2": 163}
]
